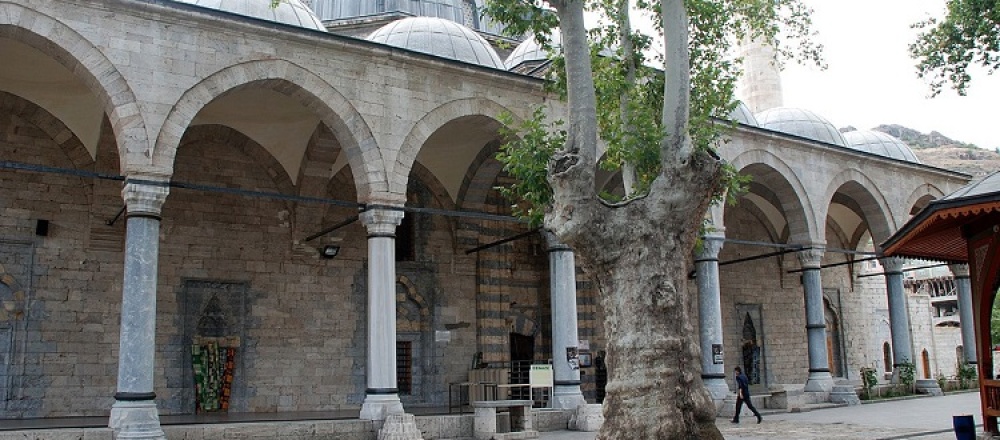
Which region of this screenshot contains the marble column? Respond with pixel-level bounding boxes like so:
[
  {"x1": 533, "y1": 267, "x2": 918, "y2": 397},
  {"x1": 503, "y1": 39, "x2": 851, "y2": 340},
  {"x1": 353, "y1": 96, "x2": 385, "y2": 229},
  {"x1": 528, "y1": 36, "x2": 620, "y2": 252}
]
[
  {"x1": 545, "y1": 234, "x2": 586, "y2": 410},
  {"x1": 109, "y1": 180, "x2": 169, "y2": 440},
  {"x1": 881, "y1": 257, "x2": 914, "y2": 371},
  {"x1": 950, "y1": 264, "x2": 978, "y2": 365},
  {"x1": 799, "y1": 247, "x2": 834, "y2": 392},
  {"x1": 695, "y1": 233, "x2": 729, "y2": 400},
  {"x1": 360, "y1": 208, "x2": 405, "y2": 421}
]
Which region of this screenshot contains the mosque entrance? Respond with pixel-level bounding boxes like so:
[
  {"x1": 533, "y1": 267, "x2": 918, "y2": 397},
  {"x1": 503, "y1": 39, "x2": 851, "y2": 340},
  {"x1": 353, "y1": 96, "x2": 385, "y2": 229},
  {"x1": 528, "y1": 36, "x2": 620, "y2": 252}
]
[
  {"x1": 825, "y1": 297, "x2": 845, "y2": 378},
  {"x1": 509, "y1": 332, "x2": 534, "y2": 399},
  {"x1": 736, "y1": 304, "x2": 766, "y2": 389}
]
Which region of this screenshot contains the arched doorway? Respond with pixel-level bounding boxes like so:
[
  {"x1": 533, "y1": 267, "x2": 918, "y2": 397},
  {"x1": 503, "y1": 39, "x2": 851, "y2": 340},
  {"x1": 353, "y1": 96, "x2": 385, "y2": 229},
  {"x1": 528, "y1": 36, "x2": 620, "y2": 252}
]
[
  {"x1": 921, "y1": 349, "x2": 931, "y2": 379},
  {"x1": 741, "y1": 312, "x2": 762, "y2": 386},
  {"x1": 825, "y1": 299, "x2": 845, "y2": 378}
]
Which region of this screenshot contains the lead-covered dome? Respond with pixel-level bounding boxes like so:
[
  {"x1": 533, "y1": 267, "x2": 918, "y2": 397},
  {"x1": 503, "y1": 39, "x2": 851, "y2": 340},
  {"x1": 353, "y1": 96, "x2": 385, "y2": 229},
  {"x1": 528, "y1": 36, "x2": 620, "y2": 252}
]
[
  {"x1": 728, "y1": 101, "x2": 759, "y2": 127},
  {"x1": 843, "y1": 130, "x2": 921, "y2": 163},
  {"x1": 505, "y1": 33, "x2": 561, "y2": 71},
  {"x1": 173, "y1": 0, "x2": 326, "y2": 31},
  {"x1": 367, "y1": 17, "x2": 505, "y2": 69},
  {"x1": 756, "y1": 107, "x2": 847, "y2": 147}
]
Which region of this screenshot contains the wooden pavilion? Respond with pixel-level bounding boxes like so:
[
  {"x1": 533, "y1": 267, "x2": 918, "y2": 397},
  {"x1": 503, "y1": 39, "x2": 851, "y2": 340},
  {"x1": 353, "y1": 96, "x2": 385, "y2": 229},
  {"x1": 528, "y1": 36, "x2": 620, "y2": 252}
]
[{"x1": 882, "y1": 170, "x2": 1000, "y2": 433}]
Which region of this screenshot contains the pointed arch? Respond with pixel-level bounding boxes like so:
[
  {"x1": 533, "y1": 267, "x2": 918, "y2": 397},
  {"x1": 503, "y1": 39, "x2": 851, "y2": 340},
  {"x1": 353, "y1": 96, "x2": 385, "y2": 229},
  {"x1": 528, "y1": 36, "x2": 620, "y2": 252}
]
[
  {"x1": 0, "y1": 2, "x2": 146, "y2": 173},
  {"x1": 393, "y1": 98, "x2": 524, "y2": 198},
  {"x1": 822, "y1": 168, "x2": 895, "y2": 243},
  {"x1": 730, "y1": 149, "x2": 816, "y2": 243},
  {"x1": 154, "y1": 59, "x2": 383, "y2": 202}
]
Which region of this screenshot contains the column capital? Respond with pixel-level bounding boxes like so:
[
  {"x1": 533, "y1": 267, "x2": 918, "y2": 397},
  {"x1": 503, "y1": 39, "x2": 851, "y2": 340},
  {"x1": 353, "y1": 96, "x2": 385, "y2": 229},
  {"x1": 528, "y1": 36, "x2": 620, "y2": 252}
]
[
  {"x1": 695, "y1": 234, "x2": 725, "y2": 260},
  {"x1": 880, "y1": 256, "x2": 906, "y2": 274},
  {"x1": 360, "y1": 208, "x2": 404, "y2": 236},
  {"x1": 797, "y1": 245, "x2": 825, "y2": 269},
  {"x1": 122, "y1": 178, "x2": 170, "y2": 218},
  {"x1": 949, "y1": 263, "x2": 971, "y2": 278}
]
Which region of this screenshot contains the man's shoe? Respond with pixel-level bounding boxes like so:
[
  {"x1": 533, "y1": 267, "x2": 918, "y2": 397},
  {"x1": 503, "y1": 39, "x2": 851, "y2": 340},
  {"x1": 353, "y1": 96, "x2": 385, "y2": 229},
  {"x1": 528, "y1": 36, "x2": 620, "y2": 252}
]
[
  {"x1": 730, "y1": 420, "x2": 739, "y2": 424},
  {"x1": 756, "y1": 415, "x2": 762, "y2": 424}
]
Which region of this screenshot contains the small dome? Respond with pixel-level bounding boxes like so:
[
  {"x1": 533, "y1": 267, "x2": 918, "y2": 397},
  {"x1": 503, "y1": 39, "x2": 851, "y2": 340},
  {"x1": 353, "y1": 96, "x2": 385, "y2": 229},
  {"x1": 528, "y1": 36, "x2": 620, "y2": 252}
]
[
  {"x1": 756, "y1": 107, "x2": 847, "y2": 147},
  {"x1": 843, "y1": 130, "x2": 921, "y2": 163},
  {"x1": 505, "y1": 33, "x2": 561, "y2": 71},
  {"x1": 728, "y1": 101, "x2": 759, "y2": 127},
  {"x1": 367, "y1": 17, "x2": 505, "y2": 69},
  {"x1": 173, "y1": 0, "x2": 326, "y2": 31}
]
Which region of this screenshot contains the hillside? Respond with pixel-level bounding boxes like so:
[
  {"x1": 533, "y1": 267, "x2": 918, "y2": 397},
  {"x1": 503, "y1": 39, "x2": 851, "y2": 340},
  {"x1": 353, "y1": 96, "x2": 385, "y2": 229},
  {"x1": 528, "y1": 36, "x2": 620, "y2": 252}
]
[{"x1": 869, "y1": 125, "x2": 1000, "y2": 177}]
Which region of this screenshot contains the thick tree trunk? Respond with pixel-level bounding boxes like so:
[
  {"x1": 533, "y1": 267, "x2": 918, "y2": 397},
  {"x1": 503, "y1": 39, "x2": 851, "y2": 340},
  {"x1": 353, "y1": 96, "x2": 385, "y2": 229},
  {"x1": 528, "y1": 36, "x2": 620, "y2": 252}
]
[
  {"x1": 560, "y1": 155, "x2": 723, "y2": 440},
  {"x1": 545, "y1": 1, "x2": 724, "y2": 437}
]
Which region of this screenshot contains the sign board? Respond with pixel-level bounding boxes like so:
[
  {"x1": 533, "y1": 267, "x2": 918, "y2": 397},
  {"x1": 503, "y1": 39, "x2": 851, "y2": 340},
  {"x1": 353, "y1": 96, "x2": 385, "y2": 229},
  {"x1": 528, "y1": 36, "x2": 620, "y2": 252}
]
[
  {"x1": 530, "y1": 364, "x2": 553, "y2": 388},
  {"x1": 712, "y1": 344, "x2": 723, "y2": 365}
]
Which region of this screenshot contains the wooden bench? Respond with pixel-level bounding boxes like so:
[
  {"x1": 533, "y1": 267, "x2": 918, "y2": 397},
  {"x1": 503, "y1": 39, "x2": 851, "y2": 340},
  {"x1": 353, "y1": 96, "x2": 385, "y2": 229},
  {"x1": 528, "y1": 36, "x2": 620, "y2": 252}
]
[{"x1": 471, "y1": 399, "x2": 538, "y2": 440}]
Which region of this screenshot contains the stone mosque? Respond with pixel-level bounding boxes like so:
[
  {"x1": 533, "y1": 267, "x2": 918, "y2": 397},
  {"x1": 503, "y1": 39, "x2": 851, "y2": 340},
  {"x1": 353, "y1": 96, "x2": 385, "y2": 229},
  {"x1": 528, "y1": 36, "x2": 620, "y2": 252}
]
[{"x1": 0, "y1": 0, "x2": 979, "y2": 438}]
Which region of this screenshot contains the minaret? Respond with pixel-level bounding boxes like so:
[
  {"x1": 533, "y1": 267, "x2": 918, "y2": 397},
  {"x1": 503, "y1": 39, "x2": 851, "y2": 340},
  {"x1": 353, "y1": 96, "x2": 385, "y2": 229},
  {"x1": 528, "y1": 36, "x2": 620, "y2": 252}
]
[{"x1": 736, "y1": 37, "x2": 784, "y2": 113}]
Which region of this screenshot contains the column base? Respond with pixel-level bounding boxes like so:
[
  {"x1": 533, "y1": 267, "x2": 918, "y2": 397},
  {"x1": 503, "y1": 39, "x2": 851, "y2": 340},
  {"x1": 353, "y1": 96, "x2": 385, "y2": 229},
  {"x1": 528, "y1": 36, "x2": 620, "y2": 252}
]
[
  {"x1": 109, "y1": 400, "x2": 166, "y2": 440},
  {"x1": 377, "y1": 413, "x2": 423, "y2": 440},
  {"x1": 915, "y1": 379, "x2": 943, "y2": 396},
  {"x1": 803, "y1": 371, "x2": 834, "y2": 393},
  {"x1": 361, "y1": 393, "x2": 405, "y2": 421},
  {"x1": 550, "y1": 385, "x2": 586, "y2": 410}
]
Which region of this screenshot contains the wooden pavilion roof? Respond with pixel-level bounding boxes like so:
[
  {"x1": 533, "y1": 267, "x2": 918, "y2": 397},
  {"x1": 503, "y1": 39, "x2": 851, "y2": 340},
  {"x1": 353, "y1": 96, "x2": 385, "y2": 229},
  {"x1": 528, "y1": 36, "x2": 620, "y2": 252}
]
[{"x1": 882, "y1": 170, "x2": 1000, "y2": 263}]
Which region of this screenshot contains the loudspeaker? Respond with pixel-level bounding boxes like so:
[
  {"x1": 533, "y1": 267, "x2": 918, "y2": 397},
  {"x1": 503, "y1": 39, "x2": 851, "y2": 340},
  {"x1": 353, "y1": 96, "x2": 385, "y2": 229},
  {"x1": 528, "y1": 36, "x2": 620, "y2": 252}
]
[{"x1": 35, "y1": 219, "x2": 49, "y2": 237}]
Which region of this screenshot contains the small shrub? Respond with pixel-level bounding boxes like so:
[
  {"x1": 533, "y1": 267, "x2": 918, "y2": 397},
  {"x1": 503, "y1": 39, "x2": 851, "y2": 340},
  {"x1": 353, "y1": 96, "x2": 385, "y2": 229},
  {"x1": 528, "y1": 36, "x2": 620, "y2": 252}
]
[
  {"x1": 957, "y1": 362, "x2": 977, "y2": 389},
  {"x1": 861, "y1": 367, "x2": 879, "y2": 399},
  {"x1": 898, "y1": 362, "x2": 916, "y2": 391}
]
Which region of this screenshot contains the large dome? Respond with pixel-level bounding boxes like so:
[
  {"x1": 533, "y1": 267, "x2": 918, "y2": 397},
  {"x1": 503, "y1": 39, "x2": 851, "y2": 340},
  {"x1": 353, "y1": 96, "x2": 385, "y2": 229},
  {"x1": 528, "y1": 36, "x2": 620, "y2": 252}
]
[
  {"x1": 756, "y1": 107, "x2": 847, "y2": 147},
  {"x1": 367, "y1": 17, "x2": 505, "y2": 69},
  {"x1": 505, "y1": 33, "x2": 561, "y2": 71},
  {"x1": 843, "y1": 130, "x2": 921, "y2": 163},
  {"x1": 173, "y1": 0, "x2": 326, "y2": 31}
]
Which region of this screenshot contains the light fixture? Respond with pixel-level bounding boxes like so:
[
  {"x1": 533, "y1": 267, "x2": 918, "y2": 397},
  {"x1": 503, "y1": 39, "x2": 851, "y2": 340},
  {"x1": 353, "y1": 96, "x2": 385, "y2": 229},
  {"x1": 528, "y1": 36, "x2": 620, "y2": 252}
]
[{"x1": 320, "y1": 245, "x2": 340, "y2": 259}]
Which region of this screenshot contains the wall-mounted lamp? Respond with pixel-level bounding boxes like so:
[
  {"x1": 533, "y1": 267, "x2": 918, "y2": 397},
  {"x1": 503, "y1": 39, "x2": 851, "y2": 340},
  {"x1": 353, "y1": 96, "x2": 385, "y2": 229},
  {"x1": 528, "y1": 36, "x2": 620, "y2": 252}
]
[{"x1": 320, "y1": 245, "x2": 340, "y2": 259}]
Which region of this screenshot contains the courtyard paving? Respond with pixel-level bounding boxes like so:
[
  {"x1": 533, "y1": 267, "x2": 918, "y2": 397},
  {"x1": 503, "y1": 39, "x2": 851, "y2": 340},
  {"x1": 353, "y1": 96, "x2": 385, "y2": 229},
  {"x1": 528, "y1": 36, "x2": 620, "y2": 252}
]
[{"x1": 539, "y1": 391, "x2": 982, "y2": 440}]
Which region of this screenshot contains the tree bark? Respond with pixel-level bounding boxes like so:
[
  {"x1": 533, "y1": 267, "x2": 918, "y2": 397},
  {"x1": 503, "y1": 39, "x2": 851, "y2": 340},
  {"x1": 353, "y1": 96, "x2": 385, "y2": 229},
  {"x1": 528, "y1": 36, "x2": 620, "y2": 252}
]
[
  {"x1": 570, "y1": 157, "x2": 723, "y2": 440},
  {"x1": 545, "y1": 1, "x2": 724, "y2": 437}
]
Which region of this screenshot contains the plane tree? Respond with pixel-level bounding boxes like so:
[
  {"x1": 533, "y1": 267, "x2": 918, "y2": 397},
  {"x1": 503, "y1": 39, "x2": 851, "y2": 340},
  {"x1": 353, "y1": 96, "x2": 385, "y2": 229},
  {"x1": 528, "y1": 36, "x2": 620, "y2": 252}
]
[{"x1": 483, "y1": 0, "x2": 819, "y2": 438}]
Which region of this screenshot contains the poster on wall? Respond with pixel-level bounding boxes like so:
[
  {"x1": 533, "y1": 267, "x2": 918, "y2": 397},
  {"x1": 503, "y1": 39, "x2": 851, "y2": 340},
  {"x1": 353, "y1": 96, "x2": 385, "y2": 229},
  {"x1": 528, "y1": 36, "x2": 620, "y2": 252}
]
[
  {"x1": 712, "y1": 344, "x2": 723, "y2": 364},
  {"x1": 566, "y1": 346, "x2": 579, "y2": 370}
]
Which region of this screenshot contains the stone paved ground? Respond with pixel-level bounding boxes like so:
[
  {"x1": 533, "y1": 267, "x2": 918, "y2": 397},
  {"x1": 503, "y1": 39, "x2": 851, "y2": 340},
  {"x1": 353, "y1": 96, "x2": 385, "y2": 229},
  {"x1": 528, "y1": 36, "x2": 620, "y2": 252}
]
[{"x1": 539, "y1": 391, "x2": 981, "y2": 440}]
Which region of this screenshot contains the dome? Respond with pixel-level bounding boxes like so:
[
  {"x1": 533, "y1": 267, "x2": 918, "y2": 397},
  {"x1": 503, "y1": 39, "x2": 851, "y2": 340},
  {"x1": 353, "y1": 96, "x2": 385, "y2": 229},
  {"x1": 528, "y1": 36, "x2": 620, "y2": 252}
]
[
  {"x1": 313, "y1": 0, "x2": 466, "y2": 27},
  {"x1": 505, "y1": 33, "x2": 562, "y2": 71},
  {"x1": 173, "y1": 0, "x2": 326, "y2": 31},
  {"x1": 843, "y1": 130, "x2": 921, "y2": 163},
  {"x1": 728, "y1": 101, "x2": 759, "y2": 127},
  {"x1": 756, "y1": 107, "x2": 847, "y2": 147},
  {"x1": 367, "y1": 17, "x2": 505, "y2": 69}
]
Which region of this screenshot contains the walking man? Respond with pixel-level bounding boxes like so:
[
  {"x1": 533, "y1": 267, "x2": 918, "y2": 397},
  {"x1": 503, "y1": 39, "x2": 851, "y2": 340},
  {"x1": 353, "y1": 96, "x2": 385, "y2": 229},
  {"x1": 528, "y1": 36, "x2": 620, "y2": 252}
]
[{"x1": 732, "y1": 366, "x2": 762, "y2": 424}]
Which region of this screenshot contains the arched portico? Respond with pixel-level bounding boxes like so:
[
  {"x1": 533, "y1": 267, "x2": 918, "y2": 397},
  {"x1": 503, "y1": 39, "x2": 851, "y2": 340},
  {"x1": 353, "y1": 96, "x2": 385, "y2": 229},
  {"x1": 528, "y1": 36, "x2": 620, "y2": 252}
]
[
  {"x1": 154, "y1": 60, "x2": 383, "y2": 202},
  {"x1": 730, "y1": 149, "x2": 817, "y2": 243},
  {"x1": 0, "y1": 3, "x2": 147, "y2": 173}
]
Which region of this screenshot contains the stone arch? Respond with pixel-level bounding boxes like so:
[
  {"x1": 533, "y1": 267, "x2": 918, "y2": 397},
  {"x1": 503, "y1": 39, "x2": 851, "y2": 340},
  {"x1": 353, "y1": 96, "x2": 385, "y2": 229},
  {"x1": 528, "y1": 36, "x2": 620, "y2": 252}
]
[
  {"x1": 393, "y1": 98, "x2": 523, "y2": 198},
  {"x1": 179, "y1": 125, "x2": 296, "y2": 198},
  {"x1": 396, "y1": 275, "x2": 431, "y2": 332},
  {"x1": 730, "y1": 149, "x2": 815, "y2": 243},
  {"x1": 904, "y1": 184, "x2": 946, "y2": 216},
  {"x1": 0, "y1": 3, "x2": 146, "y2": 173},
  {"x1": 822, "y1": 168, "x2": 895, "y2": 244},
  {"x1": 154, "y1": 59, "x2": 383, "y2": 202},
  {"x1": 0, "y1": 91, "x2": 94, "y2": 170}
]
